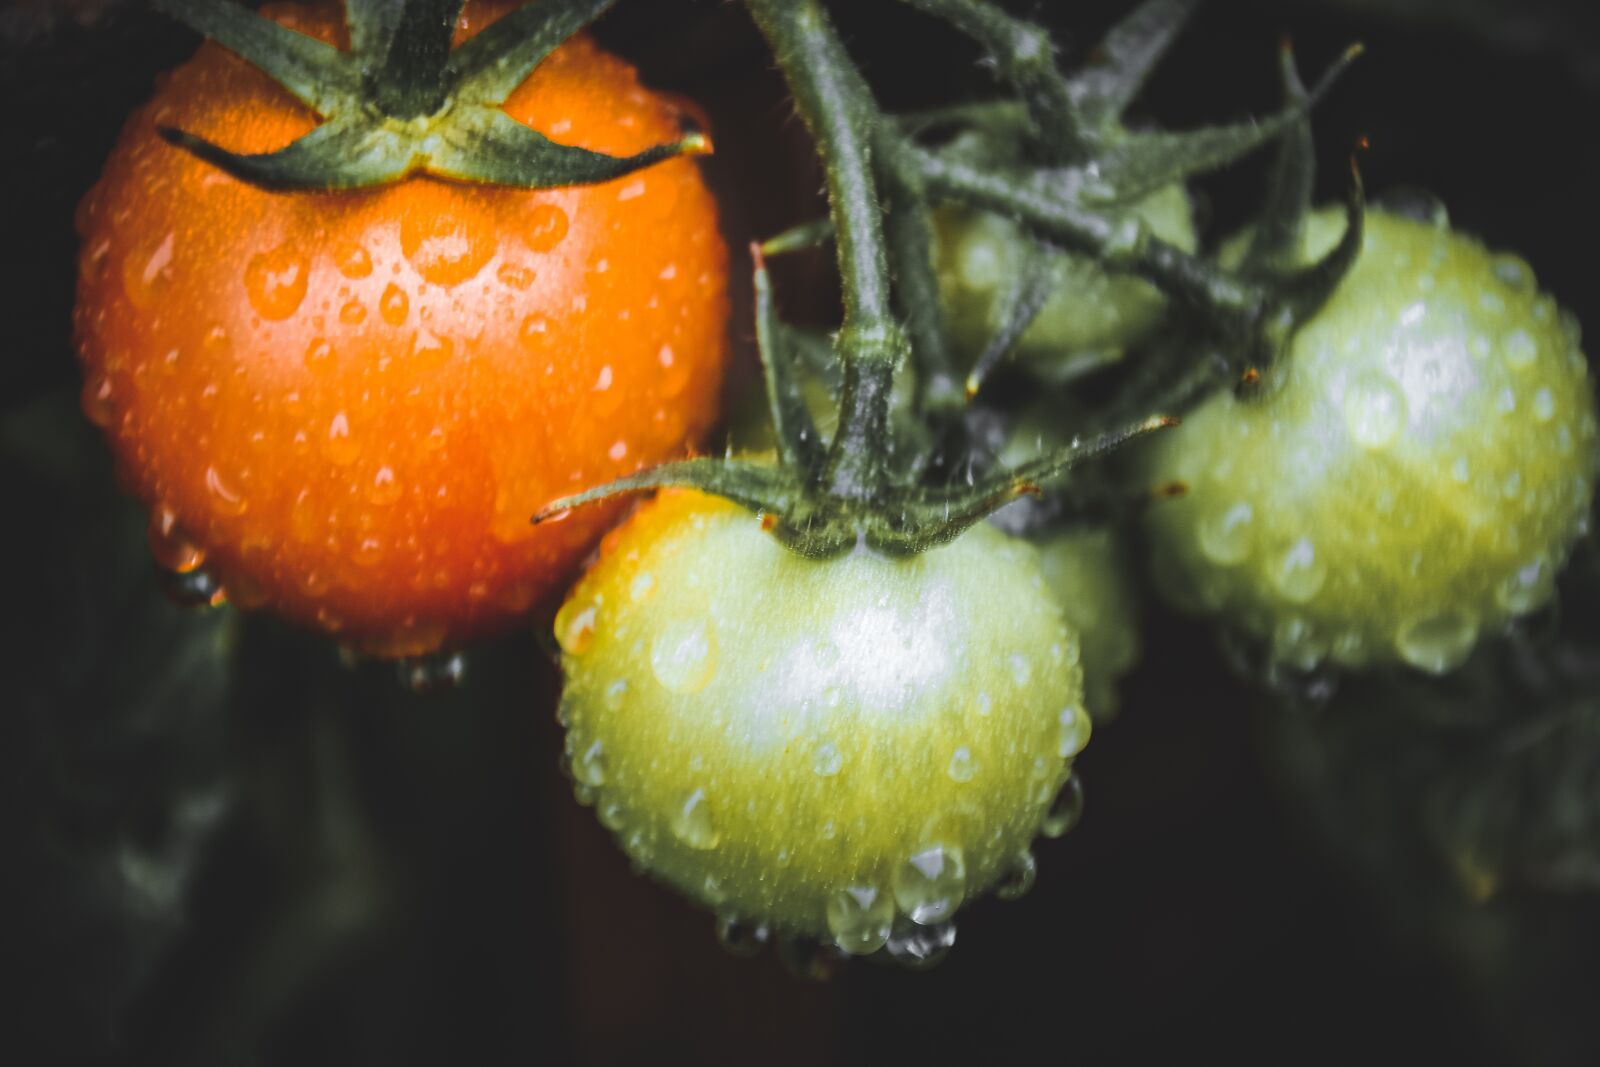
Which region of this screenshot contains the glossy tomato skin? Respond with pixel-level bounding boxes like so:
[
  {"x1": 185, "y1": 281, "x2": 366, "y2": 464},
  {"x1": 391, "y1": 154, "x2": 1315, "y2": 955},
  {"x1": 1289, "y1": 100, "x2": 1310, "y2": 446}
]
[
  {"x1": 73, "y1": 1, "x2": 729, "y2": 656},
  {"x1": 553, "y1": 490, "x2": 1090, "y2": 952},
  {"x1": 1142, "y1": 208, "x2": 1599, "y2": 674}
]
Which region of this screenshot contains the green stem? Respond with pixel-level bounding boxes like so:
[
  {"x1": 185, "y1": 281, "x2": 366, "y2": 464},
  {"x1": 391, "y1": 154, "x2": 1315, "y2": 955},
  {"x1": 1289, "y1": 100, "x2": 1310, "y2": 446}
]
[
  {"x1": 913, "y1": 147, "x2": 1262, "y2": 317},
  {"x1": 898, "y1": 0, "x2": 1083, "y2": 161},
  {"x1": 744, "y1": 0, "x2": 905, "y2": 501}
]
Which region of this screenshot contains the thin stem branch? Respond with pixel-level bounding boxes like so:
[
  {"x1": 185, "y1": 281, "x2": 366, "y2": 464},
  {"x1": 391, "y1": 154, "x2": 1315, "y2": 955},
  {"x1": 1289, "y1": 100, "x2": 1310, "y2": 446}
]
[{"x1": 745, "y1": 0, "x2": 905, "y2": 500}]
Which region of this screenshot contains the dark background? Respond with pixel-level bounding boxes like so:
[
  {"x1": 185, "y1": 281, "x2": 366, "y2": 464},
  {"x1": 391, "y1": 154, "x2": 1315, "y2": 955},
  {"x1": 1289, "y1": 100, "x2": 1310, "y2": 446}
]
[{"x1": 5, "y1": 0, "x2": 1600, "y2": 1064}]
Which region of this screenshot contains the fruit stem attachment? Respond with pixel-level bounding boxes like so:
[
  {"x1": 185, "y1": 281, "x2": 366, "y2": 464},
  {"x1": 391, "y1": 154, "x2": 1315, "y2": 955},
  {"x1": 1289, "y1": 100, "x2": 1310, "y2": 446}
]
[
  {"x1": 744, "y1": 0, "x2": 908, "y2": 501},
  {"x1": 150, "y1": 0, "x2": 708, "y2": 191}
]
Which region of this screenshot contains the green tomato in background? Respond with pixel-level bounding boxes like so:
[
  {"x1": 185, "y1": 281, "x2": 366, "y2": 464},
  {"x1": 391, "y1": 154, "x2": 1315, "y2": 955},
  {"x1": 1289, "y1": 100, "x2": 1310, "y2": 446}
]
[
  {"x1": 935, "y1": 183, "x2": 1197, "y2": 382},
  {"x1": 1141, "y1": 207, "x2": 1599, "y2": 674}
]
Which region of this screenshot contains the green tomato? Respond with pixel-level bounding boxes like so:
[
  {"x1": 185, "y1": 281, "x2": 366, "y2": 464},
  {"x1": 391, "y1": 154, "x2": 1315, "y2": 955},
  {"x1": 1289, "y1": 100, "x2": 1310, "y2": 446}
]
[
  {"x1": 1141, "y1": 207, "x2": 1599, "y2": 673},
  {"x1": 935, "y1": 183, "x2": 1197, "y2": 380},
  {"x1": 553, "y1": 490, "x2": 1089, "y2": 955},
  {"x1": 1033, "y1": 528, "x2": 1141, "y2": 721}
]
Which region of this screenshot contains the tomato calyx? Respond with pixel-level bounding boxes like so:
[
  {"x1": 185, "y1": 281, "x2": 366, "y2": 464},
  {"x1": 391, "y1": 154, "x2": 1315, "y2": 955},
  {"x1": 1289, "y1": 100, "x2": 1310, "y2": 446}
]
[{"x1": 151, "y1": 0, "x2": 708, "y2": 190}]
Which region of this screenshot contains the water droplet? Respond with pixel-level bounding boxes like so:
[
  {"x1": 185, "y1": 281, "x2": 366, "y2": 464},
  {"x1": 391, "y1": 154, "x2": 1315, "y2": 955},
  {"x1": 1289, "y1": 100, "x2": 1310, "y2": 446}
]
[
  {"x1": 401, "y1": 208, "x2": 496, "y2": 286},
  {"x1": 947, "y1": 746, "x2": 977, "y2": 782},
  {"x1": 1273, "y1": 537, "x2": 1326, "y2": 603},
  {"x1": 304, "y1": 337, "x2": 335, "y2": 376},
  {"x1": 715, "y1": 915, "x2": 769, "y2": 957},
  {"x1": 1395, "y1": 611, "x2": 1479, "y2": 674},
  {"x1": 1496, "y1": 556, "x2": 1554, "y2": 614},
  {"x1": 155, "y1": 564, "x2": 226, "y2": 609},
  {"x1": 338, "y1": 300, "x2": 366, "y2": 325},
  {"x1": 81, "y1": 373, "x2": 114, "y2": 426},
  {"x1": 368, "y1": 466, "x2": 401, "y2": 506},
  {"x1": 244, "y1": 243, "x2": 308, "y2": 320},
  {"x1": 411, "y1": 327, "x2": 453, "y2": 370},
  {"x1": 649, "y1": 618, "x2": 717, "y2": 694},
  {"x1": 603, "y1": 679, "x2": 627, "y2": 712},
  {"x1": 519, "y1": 314, "x2": 549, "y2": 347},
  {"x1": 671, "y1": 787, "x2": 718, "y2": 849},
  {"x1": 812, "y1": 740, "x2": 843, "y2": 777},
  {"x1": 885, "y1": 918, "x2": 957, "y2": 970},
  {"x1": 122, "y1": 231, "x2": 174, "y2": 307},
  {"x1": 525, "y1": 203, "x2": 570, "y2": 252},
  {"x1": 334, "y1": 242, "x2": 372, "y2": 278},
  {"x1": 1491, "y1": 254, "x2": 1534, "y2": 293},
  {"x1": 398, "y1": 651, "x2": 465, "y2": 694},
  {"x1": 1534, "y1": 387, "x2": 1555, "y2": 422},
  {"x1": 995, "y1": 849, "x2": 1037, "y2": 901},
  {"x1": 1040, "y1": 774, "x2": 1085, "y2": 838},
  {"x1": 326, "y1": 411, "x2": 358, "y2": 465},
  {"x1": 379, "y1": 283, "x2": 409, "y2": 325},
  {"x1": 1008, "y1": 652, "x2": 1033, "y2": 686},
  {"x1": 1198, "y1": 501, "x2": 1254, "y2": 565},
  {"x1": 1057, "y1": 705, "x2": 1090, "y2": 759},
  {"x1": 1342, "y1": 370, "x2": 1406, "y2": 450},
  {"x1": 1504, "y1": 329, "x2": 1538, "y2": 370},
  {"x1": 574, "y1": 738, "x2": 607, "y2": 787},
  {"x1": 497, "y1": 261, "x2": 534, "y2": 290},
  {"x1": 554, "y1": 599, "x2": 597, "y2": 655},
  {"x1": 204, "y1": 465, "x2": 247, "y2": 517},
  {"x1": 1373, "y1": 186, "x2": 1449, "y2": 227},
  {"x1": 892, "y1": 845, "x2": 967, "y2": 925},
  {"x1": 826, "y1": 884, "x2": 895, "y2": 955},
  {"x1": 147, "y1": 505, "x2": 205, "y2": 573}
]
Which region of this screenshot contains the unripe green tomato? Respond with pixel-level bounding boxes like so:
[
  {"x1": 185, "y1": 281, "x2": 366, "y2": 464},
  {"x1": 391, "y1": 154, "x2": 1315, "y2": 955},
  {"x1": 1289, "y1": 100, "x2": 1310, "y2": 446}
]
[
  {"x1": 935, "y1": 183, "x2": 1197, "y2": 379},
  {"x1": 1033, "y1": 528, "x2": 1141, "y2": 720},
  {"x1": 1141, "y1": 208, "x2": 1599, "y2": 673},
  {"x1": 553, "y1": 490, "x2": 1089, "y2": 953}
]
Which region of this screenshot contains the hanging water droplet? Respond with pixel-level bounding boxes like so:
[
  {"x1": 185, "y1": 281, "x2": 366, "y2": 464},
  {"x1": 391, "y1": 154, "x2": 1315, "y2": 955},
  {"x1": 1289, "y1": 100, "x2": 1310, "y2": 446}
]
[
  {"x1": 947, "y1": 746, "x2": 977, "y2": 782},
  {"x1": 1057, "y1": 704, "x2": 1090, "y2": 759},
  {"x1": 155, "y1": 564, "x2": 226, "y2": 609},
  {"x1": 649, "y1": 617, "x2": 717, "y2": 694},
  {"x1": 1496, "y1": 556, "x2": 1554, "y2": 614},
  {"x1": 147, "y1": 505, "x2": 205, "y2": 574},
  {"x1": 671, "y1": 787, "x2": 719, "y2": 850},
  {"x1": 398, "y1": 650, "x2": 465, "y2": 694},
  {"x1": 1491, "y1": 253, "x2": 1534, "y2": 293},
  {"x1": 1198, "y1": 501, "x2": 1254, "y2": 565},
  {"x1": 1395, "y1": 611, "x2": 1479, "y2": 674},
  {"x1": 892, "y1": 844, "x2": 967, "y2": 925},
  {"x1": 884, "y1": 918, "x2": 957, "y2": 970},
  {"x1": 1039, "y1": 774, "x2": 1085, "y2": 838},
  {"x1": 995, "y1": 849, "x2": 1037, "y2": 901},
  {"x1": 1342, "y1": 370, "x2": 1406, "y2": 450},
  {"x1": 715, "y1": 914, "x2": 770, "y2": 957},
  {"x1": 553, "y1": 598, "x2": 598, "y2": 655},
  {"x1": 826, "y1": 884, "x2": 895, "y2": 955},
  {"x1": 573, "y1": 738, "x2": 607, "y2": 787}
]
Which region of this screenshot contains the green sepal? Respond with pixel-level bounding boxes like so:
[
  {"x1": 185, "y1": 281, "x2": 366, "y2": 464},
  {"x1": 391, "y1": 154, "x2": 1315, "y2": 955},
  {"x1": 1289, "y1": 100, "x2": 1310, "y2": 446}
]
[
  {"x1": 1242, "y1": 43, "x2": 1317, "y2": 276},
  {"x1": 151, "y1": 0, "x2": 357, "y2": 114},
  {"x1": 1270, "y1": 162, "x2": 1366, "y2": 340},
  {"x1": 531, "y1": 459, "x2": 805, "y2": 527},
  {"x1": 1083, "y1": 43, "x2": 1363, "y2": 205},
  {"x1": 1068, "y1": 0, "x2": 1199, "y2": 131},
  {"x1": 153, "y1": 0, "x2": 704, "y2": 192},
  {"x1": 753, "y1": 244, "x2": 827, "y2": 476},
  {"x1": 963, "y1": 239, "x2": 1055, "y2": 400},
  {"x1": 760, "y1": 217, "x2": 836, "y2": 257}
]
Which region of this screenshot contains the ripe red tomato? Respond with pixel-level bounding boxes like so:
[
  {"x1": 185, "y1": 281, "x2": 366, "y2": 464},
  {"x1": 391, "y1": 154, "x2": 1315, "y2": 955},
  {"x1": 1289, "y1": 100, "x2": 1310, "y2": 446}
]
[{"x1": 73, "y1": 0, "x2": 729, "y2": 656}]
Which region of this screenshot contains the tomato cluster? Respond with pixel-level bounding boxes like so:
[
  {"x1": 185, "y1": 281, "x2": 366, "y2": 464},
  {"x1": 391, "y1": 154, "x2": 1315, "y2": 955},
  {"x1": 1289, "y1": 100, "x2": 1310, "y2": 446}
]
[{"x1": 71, "y1": 0, "x2": 1600, "y2": 972}]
